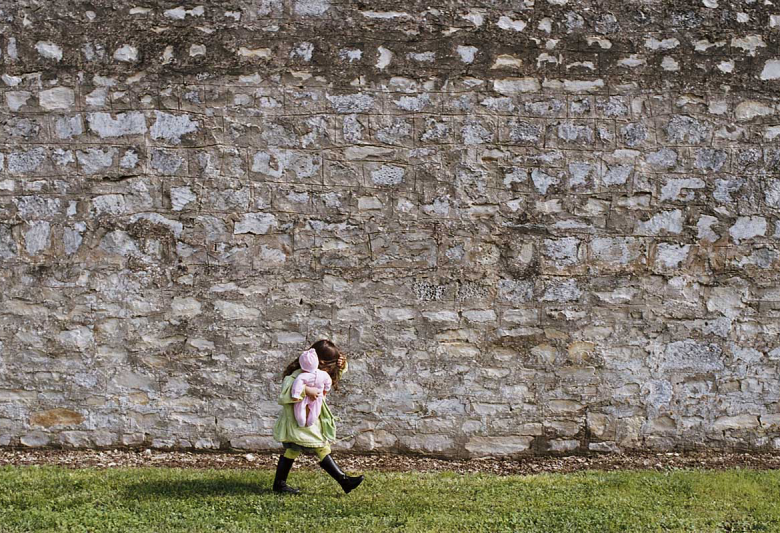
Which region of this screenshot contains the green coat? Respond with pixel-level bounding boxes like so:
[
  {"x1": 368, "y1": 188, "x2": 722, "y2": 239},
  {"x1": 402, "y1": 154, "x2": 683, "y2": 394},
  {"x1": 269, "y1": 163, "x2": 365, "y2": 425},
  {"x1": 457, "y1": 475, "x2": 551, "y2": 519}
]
[{"x1": 272, "y1": 361, "x2": 347, "y2": 448}]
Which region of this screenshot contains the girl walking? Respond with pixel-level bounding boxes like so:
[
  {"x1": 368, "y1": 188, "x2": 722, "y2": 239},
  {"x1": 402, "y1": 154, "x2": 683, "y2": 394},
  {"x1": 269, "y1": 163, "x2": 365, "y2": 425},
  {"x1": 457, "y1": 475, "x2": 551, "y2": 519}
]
[{"x1": 272, "y1": 339, "x2": 365, "y2": 495}]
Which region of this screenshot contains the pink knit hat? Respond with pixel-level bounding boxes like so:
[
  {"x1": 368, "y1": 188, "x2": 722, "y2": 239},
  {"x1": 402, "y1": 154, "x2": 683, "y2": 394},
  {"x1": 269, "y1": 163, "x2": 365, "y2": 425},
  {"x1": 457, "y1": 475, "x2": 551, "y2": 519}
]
[{"x1": 299, "y1": 348, "x2": 318, "y2": 372}]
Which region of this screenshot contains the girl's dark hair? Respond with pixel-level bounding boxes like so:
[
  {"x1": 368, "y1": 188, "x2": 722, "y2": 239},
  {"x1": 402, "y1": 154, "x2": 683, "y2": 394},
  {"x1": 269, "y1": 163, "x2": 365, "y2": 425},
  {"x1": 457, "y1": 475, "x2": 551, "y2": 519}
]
[{"x1": 283, "y1": 339, "x2": 343, "y2": 391}]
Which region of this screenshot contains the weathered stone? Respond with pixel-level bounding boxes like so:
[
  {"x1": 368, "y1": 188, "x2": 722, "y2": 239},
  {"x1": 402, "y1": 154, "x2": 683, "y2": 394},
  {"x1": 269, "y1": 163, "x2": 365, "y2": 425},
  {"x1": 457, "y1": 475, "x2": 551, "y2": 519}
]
[
  {"x1": 150, "y1": 112, "x2": 198, "y2": 144},
  {"x1": 8, "y1": 148, "x2": 46, "y2": 174},
  {"x1": 171, "y1": 297, "x2": 202, "y2": 318},
  {"x1": 35, "y1": 41, "x2": 63, "y2": 61},
  {"x1": 636, "y1": 210, "x2": 683, "y2": 236},
  {"x1": 77, "y1": 148, "x2": 116, "y2": 174},
  {"x1": 214, "y1": 301, "x2": 261, "y2": 320},
  {"x1": 370, "y1": 165, "x2": 405, "y2": 185},
  {"x1": 150, "y1": 149, "x2": 185, "y2": 174},
  {"x1": 662, "y1": 115, "x2": 710, "y2": 144},
  {"x1": 729, "y1": 217, "x2": 766, "y2": 244},
  {"x1": 39, "y1": 87, "x2": 75, "y2": 110},
  {"x1": 87, "y1": 112, "x2": 147, "y2": 138},
  {"x1": 465, "y1": 436, "x2": 533, "y2": 456},
  {"x1": 30, "y1": 408, "x2": 84, "y2": 428},
  {"x1": 20, "y1": 431, "x2": 50, "y2": 447},
  {"x1": 658, "y1": 339, "x2": 724, "y2": 373},
  {"x1": 655, "y1": 243, "x2": 690, "y2": 268},
  {"x1": 56, "y1": 115, "x2": 84, "y2": 139},
  {"x1": 25, "y1": 221, "x2": 51, "y2": 255},
  {"x1": 57, "y1": 326, "x2": 94, "y2": 351},
  {"x1": 99, "y1": 230, "x2": 139, "y2": 256},
  {"x1": 591, "y1": 237, "x2": 641, "y2": 264},
  {"x1": 234, "y1": 213, "x2": 277, "y2": 235},
  {"x1": 712, "y1": 415, "x2": 760, "y2": 431}
]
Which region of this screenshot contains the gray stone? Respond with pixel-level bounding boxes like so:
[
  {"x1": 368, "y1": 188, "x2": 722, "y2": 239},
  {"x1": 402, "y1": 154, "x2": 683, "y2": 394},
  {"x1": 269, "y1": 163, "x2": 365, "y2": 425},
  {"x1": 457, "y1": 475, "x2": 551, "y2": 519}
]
[
  {"x1": 8, "y1": 148, "x2": 46, "y2": 174},
  {"x1": 591, "y1": 237, "x2": 641, "y2": 264},
  {"x1": 601, "y1": 164, "x2": 632, "y2": 186},
  {"x1": 508, "y1": 120, "x2": 542, "y2": 143},
  {"x1": 214, "y1": 300, "x2": 261, "y2": 320},
  {"x1": 370, "y1": 165, "x2": 405, "y2": 185},
  {"x1": 21, "y1": 431, "x2": 50, "y2": 447},
  {"x1": 77, "y1": 148, "x2": 116, "y2": 174},
  {"x1": 695, "y1": 148, "x2": 728, "y2": 172},
  {"x1": 91, "y1": 195, "x2": 127, "y2": 215},
  {"x1": 15, "y1": 196, "x2": 61, "y2": 220},
  {"x1": 58, "y1": 326, "x2": 94, "y2": 351},
  {"x1": 713, "y1": 179, "x2": 743, "y2": 204},
  {"x1": 0, "y1": 225, "x2": 18, "y2": 259},
  {"x1": 465, "y1": 436, "x2": 533, "y2": 456},
  {"x1": 171, "y1": 187, "x2": 197, "y2": 211},
  {"x1": 498, "y1": 279, "x2": 534, "y2": 304},
  {"x1": 25, "y1": 221, "x2": 51, "y2": 255},
  {"x1": 557, "y1": 122, "x2": 593, "y2": 142},
  {"x1": 55, "y1": 115, "x2": 84, "y2": 139},
  {"x1": 645, "y1": 148, "x2": 678, "y2": 169},
  {"x1": 130, "y1": 213, "x2": 183, "y2": 238},
  {"x1": 87, "y1": 112, "x2": 147, "y2": 138},
  {"x1": 531, "y1": 169, "x2": 560, "y2": 194},
  {"x1": 150, "y1": 149, "x2": 184, "y2": 174},
  {"x1": 663, "y1": 115, "x2": 710, "y2": 144},
  {"x1": 542, "y1": 278, "x2": 581, "y2": 302},
  {"x1": 461, "y1": 120, "x2": 494, "y2": 144},
  {"x1": 99, "y1": 230, "x2": 139, "y2": 256},
  {"x1": 636, "y1": 210, "x2": 683, "y2": 235},
  {"x1": 36, "y1": 41, "x2": 63, "y2": 61},
  {"x1": 234, "y1": 213, "x2": 277, "y2": 235},
  {"x1": 621, "y1": 123, "x2": 647, "y2": 146},
  {"x1": 543, "y1": 237, "x2": 580, "y2": 266},
  {"x1": 729, "y1": 216, "x2": 766, "y2": 244},
  {"x1": 4, "y1": 117, "x2": 41, "y2": 139},
  {"x1": 294, "y1": 0, "x2": 330, "y2": 16},
  {"x1": 658, "y1": 339, "x2": 724, "y2": 373},
  {"x1": 660, "y1": 178, "x2": 705, "y2": 202},
  {"x1": 326, "y1": 93, "x2": 374, "y2": 113},
  {"x1": 5, "y1": 91, "x2": 31, "y2": 111},
  {"x1": 150, "y1": 112, "x2": 198, "y2": 144},
  {"x1": 39, "y1": 87, "x2": 75, "y2": 110},
  {"x1": 63, "y1": 223, "x2": 85, "y2": 255},
  {"x1": 655, "y1": 243, "x2": 690, "y2": 268}
]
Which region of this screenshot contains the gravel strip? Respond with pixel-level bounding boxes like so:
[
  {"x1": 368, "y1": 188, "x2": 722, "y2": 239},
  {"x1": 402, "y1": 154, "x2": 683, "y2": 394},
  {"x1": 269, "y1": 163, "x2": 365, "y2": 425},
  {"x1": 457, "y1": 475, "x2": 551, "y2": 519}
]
[{"x1": 2, "y1": 448, "x2": 780, "y2": 476}]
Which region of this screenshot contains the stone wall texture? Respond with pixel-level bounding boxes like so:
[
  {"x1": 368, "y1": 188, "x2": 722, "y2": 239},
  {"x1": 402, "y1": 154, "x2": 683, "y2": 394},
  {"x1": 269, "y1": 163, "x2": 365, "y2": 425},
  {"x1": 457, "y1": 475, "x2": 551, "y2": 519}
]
[{"x1": 1, "y1": 0, "x2": 780, "y2": 457}]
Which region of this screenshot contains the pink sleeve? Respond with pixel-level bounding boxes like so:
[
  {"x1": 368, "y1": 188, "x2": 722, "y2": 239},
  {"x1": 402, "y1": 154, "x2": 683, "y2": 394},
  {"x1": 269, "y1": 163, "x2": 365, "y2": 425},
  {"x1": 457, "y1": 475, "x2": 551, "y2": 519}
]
[
  {"x1": 291, "y1": 374, "x2": 307, "y2": 400},
  {"x1": 324, "y1": 373, "x2": 332, "y2": 392}
]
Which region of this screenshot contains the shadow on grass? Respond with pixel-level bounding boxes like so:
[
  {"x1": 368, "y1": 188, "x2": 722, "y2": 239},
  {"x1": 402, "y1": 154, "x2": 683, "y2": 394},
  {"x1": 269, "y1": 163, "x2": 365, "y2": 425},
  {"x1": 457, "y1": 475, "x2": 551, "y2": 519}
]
[{"x1": 124, "y1": 479, "x2": 275, "y2": 499}]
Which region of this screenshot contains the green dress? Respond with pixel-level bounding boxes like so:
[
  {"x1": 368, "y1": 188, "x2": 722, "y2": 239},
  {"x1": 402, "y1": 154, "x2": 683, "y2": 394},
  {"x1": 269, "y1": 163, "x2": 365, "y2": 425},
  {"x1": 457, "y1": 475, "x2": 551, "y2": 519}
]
[{"x1": 272, "y1": 361, "x2": 347, "y2": 448}]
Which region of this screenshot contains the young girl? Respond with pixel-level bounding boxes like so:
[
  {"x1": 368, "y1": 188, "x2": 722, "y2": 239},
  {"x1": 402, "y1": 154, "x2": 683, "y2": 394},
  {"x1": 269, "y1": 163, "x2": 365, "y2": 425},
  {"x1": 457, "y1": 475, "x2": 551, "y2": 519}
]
[{"x1": 272, "y1": 339, "x2": 364, "y2": 495}]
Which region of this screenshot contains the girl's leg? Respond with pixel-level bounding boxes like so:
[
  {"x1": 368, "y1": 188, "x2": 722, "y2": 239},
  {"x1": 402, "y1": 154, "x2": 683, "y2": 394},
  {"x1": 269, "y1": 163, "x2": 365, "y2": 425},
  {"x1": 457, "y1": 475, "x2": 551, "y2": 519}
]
[
  {"x1": 273, "y1": 446, "x2": 301, "y2": 494},
  {"x1": 283, "y1": 448, "x2": 301, "y2": 460},
  {"x1": 313, "y1": 445, "x2": 331, "y2": 461},
  {"x1": 317, "y1": 450, "x2": 364, "y2": 494}
]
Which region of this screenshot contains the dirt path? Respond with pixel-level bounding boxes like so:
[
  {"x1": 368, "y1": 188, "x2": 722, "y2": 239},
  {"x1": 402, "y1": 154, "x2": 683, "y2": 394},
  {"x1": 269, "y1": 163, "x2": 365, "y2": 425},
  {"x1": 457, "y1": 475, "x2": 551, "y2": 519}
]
[{"x1": 2, "y1": 448, "x2": 780, "y2": 476}]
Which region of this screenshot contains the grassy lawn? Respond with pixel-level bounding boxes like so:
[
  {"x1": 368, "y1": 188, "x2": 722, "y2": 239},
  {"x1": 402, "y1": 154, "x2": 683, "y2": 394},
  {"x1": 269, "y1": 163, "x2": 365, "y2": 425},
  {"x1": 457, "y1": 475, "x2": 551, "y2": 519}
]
[{"x1": 1, "y1": 465, "x2": 779, "y2": 532}]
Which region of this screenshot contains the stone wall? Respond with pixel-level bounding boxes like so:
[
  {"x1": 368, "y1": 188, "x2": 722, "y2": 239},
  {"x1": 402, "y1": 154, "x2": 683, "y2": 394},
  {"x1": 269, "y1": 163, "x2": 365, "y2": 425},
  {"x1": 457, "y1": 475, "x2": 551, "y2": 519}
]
[{"x1": 1, "y1": 0, "x2": 780, "y2": 457}]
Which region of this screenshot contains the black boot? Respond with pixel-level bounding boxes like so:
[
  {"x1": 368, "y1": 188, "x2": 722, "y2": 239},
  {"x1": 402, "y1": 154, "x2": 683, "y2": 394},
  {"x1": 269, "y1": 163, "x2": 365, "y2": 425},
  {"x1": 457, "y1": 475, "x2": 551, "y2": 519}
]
[
  {"x1": 272, "y1": 455, "x2": 300, "y2": 494},
  {"x1": 318, "y1": 454, "x2": 364, "y2": 494}
]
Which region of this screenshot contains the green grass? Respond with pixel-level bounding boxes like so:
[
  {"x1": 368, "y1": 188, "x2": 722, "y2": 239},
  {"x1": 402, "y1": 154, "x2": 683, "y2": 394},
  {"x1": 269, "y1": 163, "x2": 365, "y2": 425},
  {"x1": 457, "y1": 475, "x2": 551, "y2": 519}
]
[{"x1": 1, "y1": 465, "x2": 779, "y2": 532}]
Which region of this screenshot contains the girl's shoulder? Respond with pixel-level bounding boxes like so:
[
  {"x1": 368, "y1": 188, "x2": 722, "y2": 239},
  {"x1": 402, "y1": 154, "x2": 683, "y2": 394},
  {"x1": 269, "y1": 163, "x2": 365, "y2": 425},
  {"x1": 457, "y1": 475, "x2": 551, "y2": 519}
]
[{"x1": 282, "y1": 369, "x2": 302, "y2": 384}]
